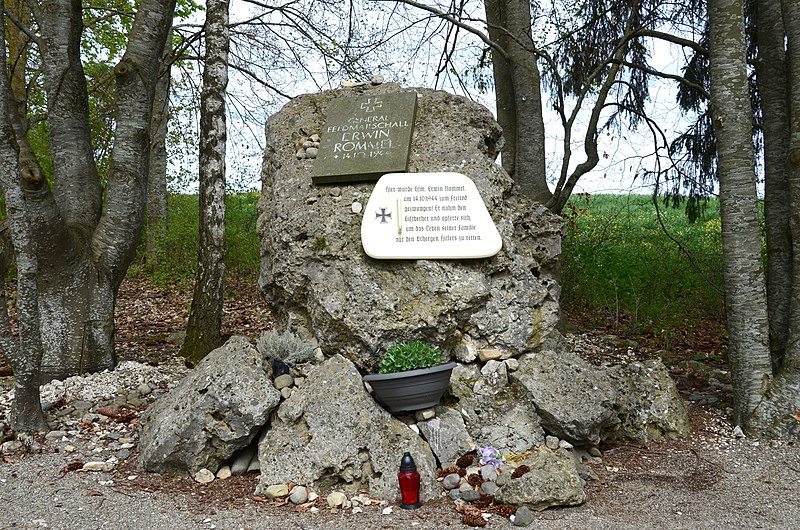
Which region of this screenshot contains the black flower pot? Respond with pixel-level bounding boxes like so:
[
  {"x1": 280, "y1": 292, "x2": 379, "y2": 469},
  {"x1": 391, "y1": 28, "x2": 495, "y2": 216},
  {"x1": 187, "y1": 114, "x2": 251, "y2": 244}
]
[{"x1": 363, "y1": 362, "x2": 456, "y2": 413}]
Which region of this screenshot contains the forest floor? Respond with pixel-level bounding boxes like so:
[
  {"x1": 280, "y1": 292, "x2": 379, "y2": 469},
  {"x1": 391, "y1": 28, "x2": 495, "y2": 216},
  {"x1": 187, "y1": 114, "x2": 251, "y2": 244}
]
[{"x1": 1, "y1": 278, "x2": 799, "y2": 529}]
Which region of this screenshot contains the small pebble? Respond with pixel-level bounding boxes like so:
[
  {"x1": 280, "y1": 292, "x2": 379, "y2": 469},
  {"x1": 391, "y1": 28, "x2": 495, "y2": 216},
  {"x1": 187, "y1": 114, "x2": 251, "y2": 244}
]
[
  {"x1": 327, "y1": 491, "x2": 347, "y2": 507},
  {"x1": 265, "y1": 484, "x2": 289, "y2": 499},
  {"x1": 194, "y1": 468, "x2": 215, "y2": 484},
  {"x1": 461, "y1": 490, "x2": 481, "y2": 502},
  {"x1": 415, "y1": 408, "x2": 436, "y2": 421},
  {"x1": 45, "y1": 430, "x2": 68, "y2": 441},
  {"x1": 513, "y1": 506, "x2": 534, "y2": 526},
  {"x1": 274, "y1": 374, "x2": 294, "y2": 390},
  {"x1": 442, "y1": 472, "x2": 461, "y2": 490},
  {"x1": 480, "y1": 463, "x2": 497, "y2": 481},
  {"x1": 83, "y1": 461, "x2": 114, "y2": 472},
  {"x1": 481, "y1": 481, "x2": 499, "y2": 495},
  {"x1": 289, "y1": 485, "x2": 308, "y2": 504}
]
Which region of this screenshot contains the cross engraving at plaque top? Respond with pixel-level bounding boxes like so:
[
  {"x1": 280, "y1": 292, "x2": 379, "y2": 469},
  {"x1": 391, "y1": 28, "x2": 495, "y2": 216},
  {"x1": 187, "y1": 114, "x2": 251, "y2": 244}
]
[{"x1": 360, "y1": 98, "x2": 383, "y2": 113}]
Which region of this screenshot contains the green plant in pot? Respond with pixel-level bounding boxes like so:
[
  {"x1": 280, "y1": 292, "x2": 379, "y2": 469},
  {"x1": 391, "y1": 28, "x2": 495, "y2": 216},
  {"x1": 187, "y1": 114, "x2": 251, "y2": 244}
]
[{"x1": 363, "y1": 340, "x2": 456, "y2": 413}]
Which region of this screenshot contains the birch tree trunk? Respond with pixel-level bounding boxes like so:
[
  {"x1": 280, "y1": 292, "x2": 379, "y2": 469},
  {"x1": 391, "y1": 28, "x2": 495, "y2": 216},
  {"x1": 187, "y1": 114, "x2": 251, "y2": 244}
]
[
  {"x1": 708, "y1": 0, "x2": 773, "y2": 427},
  {"x1": 147, "y1": 32, "x2": 173, "y2": 265},
  {"x1": 755, "y1": 0, "x2": 792, "y2": 372},
  {"x1": 745, "y1": 0, "x2": 800, "y2": 439},
  {"x1": 179, "y1": 0, "x2": 229, "y2": 364},
  {"x1": 0, "y1": 0, "x2": 176, "y2": 430}
]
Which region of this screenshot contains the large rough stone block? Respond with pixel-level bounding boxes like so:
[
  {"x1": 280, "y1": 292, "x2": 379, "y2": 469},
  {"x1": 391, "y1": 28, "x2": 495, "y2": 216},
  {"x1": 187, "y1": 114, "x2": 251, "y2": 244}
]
[
  {"x1": 255, "y1": 355, "x2": 439, "y2": 502},
  {"x1": 449, "y1": 363, "x2": 545, "y2": 454},
  {"x1": 137, "y1": 336, "x2": 280, "y2": 474},
  {"x1": 495, "y1": 448, "x2": 586, "y2": 510},
  {"x1": 511, "y1": 351, "x2": 619, "y2": 445},
  {"x1": 257, "y1": 84, "x2": 564, "y2": 371},
  {"x1": 417, "y1": 406, "x2": 475, "y2": 467},
  {"x1": 604, "y1": 359, "x2": 690, "y2": 442}
]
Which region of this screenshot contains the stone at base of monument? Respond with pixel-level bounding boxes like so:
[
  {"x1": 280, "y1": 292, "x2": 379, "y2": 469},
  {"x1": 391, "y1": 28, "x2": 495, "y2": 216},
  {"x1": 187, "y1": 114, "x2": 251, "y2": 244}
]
[{"x1": 362, "y1": 362, "x2": 456, "y2": 413}]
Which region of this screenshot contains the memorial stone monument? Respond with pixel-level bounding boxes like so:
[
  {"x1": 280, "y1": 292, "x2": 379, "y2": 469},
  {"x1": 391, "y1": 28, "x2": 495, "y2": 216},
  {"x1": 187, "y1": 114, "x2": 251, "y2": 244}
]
[{"x1": 257, "y1": 83, "x2": 565, "y2": 370}]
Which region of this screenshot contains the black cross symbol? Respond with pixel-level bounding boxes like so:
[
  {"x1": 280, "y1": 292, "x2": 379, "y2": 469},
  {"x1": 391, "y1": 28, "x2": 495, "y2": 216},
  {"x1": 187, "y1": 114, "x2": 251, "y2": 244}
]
[
  {"x1": 360, "y1": 98, "x2": 383, "y2": 113},
  {"x1": 376, "y1": 208, "x2": 392, "y2": 223}
]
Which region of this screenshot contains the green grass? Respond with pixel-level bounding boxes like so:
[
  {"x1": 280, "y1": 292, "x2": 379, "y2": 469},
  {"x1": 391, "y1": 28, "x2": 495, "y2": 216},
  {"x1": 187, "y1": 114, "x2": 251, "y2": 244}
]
[
  {"x1": 560, "y1": 194, "x2": 725, "y2": 348},
  {"x1": 133, "y1": 192, "x2": 260, "y2": 285}
]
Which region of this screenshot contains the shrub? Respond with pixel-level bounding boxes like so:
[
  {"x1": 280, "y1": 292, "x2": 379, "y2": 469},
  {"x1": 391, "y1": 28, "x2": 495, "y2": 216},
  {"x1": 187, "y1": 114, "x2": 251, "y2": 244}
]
[
  {"x1": 378, "y1": 340, "x2": 445, "y2": 374},
  {"x1": 256, "y1": 329, "x2": 318, "y2": 365}
]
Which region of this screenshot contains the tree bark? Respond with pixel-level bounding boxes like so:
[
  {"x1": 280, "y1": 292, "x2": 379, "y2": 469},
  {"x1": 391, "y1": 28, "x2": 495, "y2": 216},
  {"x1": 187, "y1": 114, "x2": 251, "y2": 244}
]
[
  {"x1": 708, "y1": 0, "x2": 773, "y2": 427},
  {"x1": 147, "y1": 31, "x2": 173, "y2": 265},
  {"x1": 179, "y1": 0, "x2": 229, "y2": 364},
  {"x1": 483, "y1": 0, "x2": 549, "y2": 203},
  {"x1": 755, "y1": 0, "x2": 792, "y2": 373},
  {"x1": 746, "y1": 0, "x2": 800, "y2": 438},
  {"x1": 0, "y1": 0, "x2": 176, "y2": 430}
]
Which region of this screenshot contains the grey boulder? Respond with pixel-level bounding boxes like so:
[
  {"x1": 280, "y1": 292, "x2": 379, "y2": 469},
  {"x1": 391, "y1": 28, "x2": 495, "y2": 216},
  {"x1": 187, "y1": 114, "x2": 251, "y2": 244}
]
[
  {"x1": 495, "y1": 448, "x2": 586, "y2": 510},
  {"x1": 604, "y1": 359, "x2": 690, "y2": 442},
  {"x1": 257, "y1": 84, "x2": 564, "y2": 371},
  {"x1": 511, "y1": 350, "x2": 619, "y2": 445},
  {"x1": 137, "y1": 336, "x2": 280, "y2": 474},
  {"x1": 255, "y1": 355, "x2": 438, "y2": 502},
  {"x1": 416, "y1": 406, "x2": 475, "y2": 467},
  {"x1": 450, "y1": 363, "x2": 545, "y2": 454}
]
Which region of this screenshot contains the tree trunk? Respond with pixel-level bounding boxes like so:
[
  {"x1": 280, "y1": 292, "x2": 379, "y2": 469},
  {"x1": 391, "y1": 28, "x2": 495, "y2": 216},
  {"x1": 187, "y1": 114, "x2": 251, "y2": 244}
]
[
  {"x1": 755, "y1": 0, "x2": 792, "y2": 373},
  {"x1": 483, "y1": 0, "x2": 549, "y2": 203},
  {"x1": 0, "y1": 0, "x2": 176, "y2": 431},
  {"x1": 147, "y1": 31, "x2": 173, "y2": 265},
  {"x1": 746, "y1": 0, "x2": 800, "y2": 438},
  {"x1": 179, "y1": 0, "x2": 229, "y2": 364},
  {"x1": 708, "y1": 0, "x2": 773, "y2": 427}
]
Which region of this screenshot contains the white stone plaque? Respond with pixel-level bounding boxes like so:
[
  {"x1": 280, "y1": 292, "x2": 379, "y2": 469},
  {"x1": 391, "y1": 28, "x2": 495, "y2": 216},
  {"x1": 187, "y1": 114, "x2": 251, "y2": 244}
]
[{"x1": 361, "y1": 172, "x2": 502, "y2": 259}]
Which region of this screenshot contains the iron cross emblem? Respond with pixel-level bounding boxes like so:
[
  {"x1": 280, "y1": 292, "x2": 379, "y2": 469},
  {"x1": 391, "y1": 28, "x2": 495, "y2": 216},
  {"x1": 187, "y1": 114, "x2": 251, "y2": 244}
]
[{"x1": 376, "y1": 208, "x2": 392, "y2": 223}]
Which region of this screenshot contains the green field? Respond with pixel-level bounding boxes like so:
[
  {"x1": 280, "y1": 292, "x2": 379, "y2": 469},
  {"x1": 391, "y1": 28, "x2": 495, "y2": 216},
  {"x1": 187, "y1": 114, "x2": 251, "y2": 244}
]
[
  {"x1": 142, "y1": 192, "x2": 727, "y2": 353},
  {"x1": 560, "y1": 193, "x2": 726, "y2": 350}
]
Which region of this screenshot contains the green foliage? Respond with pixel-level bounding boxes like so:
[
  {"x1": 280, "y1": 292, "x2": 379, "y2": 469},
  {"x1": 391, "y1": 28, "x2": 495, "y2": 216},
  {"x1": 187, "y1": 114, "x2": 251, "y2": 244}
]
[
  {"x1": 561, "y1": 194, "x2": 725, "y2": 347},
  {"x1": 378, "y1": 340, "x2": 445, "y2": 375},
  {"x1": 134, "y1": 193, "x2": 260, "y2": 284},
  {"x1": 312, "y1": 236, "x2": 327, "y2": 251},
  {"x1": 256, "y1": 329, "x2": 318, "y2": 365}
]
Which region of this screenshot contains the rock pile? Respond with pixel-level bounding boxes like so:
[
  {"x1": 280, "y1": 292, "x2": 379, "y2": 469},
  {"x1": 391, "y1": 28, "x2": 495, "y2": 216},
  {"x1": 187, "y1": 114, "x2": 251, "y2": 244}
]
[{"x1": 131, "y1": 332, "x2": 688, "y2": 525}]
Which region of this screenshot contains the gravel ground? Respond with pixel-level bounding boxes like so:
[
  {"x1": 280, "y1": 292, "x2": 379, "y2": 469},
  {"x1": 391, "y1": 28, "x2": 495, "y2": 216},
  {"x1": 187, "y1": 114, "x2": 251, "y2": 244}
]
[
  {"x1": 2, "y1": 418, "x2": 799, "y2": 530},
  {"x1": 2, "y1": 342, "x2": 800, "y2": 529}
]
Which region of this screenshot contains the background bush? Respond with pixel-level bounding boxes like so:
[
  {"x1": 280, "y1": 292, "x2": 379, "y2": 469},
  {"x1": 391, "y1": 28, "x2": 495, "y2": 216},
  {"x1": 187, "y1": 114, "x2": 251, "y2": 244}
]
[{"x1": 134, "y1": 192, "x2": 260, "y2": 285}]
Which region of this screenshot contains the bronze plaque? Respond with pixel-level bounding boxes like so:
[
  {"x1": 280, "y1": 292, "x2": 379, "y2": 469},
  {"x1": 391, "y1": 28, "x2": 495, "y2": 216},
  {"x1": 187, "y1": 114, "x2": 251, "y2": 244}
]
[{"x1": 312, "y1": 92, "x2": 417, "y2": 184}]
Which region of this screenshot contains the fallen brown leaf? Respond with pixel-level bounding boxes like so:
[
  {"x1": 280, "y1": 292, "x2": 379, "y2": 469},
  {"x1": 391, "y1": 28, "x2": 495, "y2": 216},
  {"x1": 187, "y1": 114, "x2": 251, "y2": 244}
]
[{"x1": 59, "y1": 461, "x2": 85, "y2": 476}]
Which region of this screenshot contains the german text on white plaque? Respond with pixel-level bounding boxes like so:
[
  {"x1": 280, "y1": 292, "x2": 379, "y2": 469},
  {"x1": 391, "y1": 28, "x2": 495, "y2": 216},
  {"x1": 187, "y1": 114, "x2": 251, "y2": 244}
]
[{"x1": 361, "y1": 172, "x2": 502, "y2": 259}]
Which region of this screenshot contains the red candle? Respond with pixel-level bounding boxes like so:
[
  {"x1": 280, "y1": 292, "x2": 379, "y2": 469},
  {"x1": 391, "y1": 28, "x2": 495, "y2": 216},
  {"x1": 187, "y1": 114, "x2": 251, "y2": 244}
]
[{"x1": 398, "y1": 452, "x2": 422, "y2": 509}]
